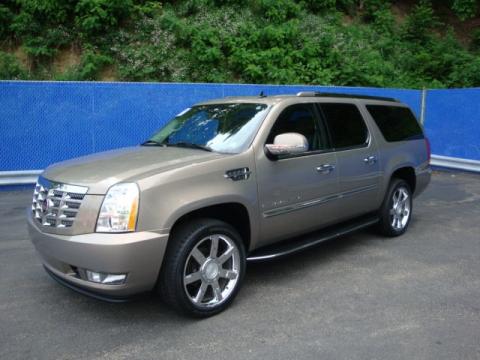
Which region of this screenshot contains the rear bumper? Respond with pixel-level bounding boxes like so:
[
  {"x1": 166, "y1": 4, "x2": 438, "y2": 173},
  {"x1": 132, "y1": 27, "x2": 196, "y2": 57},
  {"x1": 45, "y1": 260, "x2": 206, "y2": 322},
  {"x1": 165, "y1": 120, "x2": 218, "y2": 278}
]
[
  {"x1": 414, "y1": 163, "x2": 432, "y2": 198},
  {"x1": 28, "y1": 214, "x2": 169, "y2": 298}
]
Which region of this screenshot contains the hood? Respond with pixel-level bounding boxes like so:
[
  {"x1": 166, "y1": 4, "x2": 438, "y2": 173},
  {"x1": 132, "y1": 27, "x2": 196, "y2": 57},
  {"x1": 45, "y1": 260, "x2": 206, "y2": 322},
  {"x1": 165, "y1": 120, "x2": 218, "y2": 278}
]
[{"x1": 42, "y1": 146, "x2": 225, "y2": 194}]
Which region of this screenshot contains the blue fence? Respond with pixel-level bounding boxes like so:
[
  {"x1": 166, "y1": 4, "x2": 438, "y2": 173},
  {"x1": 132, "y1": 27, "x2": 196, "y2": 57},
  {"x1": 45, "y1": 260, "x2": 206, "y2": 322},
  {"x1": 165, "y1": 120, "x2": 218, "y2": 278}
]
[
  {"x1": 423, "y1": 88, "x2": 480, "y2": 160},
  {"x1": 0, "y1": 81, "x2": 478, "y2": 172}
]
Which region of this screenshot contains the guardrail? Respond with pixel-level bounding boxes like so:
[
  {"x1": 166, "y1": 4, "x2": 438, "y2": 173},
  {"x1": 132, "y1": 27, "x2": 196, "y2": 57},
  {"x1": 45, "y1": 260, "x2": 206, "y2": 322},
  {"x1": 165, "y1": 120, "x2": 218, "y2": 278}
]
[
  {"x1": 0, "y1": 170, "x2": 41, "y2": 186},
  {"x1": 430, "y1": 155, "x2": 480, "y2": 173}
]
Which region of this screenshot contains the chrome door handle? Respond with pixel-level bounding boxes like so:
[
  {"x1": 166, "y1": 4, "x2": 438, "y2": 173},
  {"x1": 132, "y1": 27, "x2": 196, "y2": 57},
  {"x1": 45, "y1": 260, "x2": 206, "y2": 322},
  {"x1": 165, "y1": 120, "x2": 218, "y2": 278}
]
[
  {"x1": 316, "y1": 164, "x2": 336, "y2": 174},
  {"x1": 363, "y1": 156, "x2": 377, "y2": 165}
]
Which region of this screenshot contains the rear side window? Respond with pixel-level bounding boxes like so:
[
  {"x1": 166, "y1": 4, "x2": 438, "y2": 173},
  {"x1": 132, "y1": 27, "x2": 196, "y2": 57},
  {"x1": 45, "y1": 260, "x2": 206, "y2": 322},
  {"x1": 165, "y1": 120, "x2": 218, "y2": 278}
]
[
  {"x1": 320, "y1": 103, "x2": 368, "y2": 149},
  {"x1": 366, "y1": 105, "x2": 424, "y2": 142}
]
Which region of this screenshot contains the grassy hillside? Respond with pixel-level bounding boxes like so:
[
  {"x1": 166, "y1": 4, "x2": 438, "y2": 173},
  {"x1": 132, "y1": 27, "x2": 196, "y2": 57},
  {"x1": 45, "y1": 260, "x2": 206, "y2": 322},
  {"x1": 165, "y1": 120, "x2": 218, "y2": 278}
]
[{"x1": 1, "y1": 0, "x2": 479, "y2": 88}]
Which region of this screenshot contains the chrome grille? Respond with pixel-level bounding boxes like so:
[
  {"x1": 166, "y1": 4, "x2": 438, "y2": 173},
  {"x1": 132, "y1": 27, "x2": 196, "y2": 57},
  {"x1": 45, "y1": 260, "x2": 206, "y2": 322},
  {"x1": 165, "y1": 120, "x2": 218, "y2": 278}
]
[{"x1": 32, "y1": 177, "x2": 88, "y2": 228}]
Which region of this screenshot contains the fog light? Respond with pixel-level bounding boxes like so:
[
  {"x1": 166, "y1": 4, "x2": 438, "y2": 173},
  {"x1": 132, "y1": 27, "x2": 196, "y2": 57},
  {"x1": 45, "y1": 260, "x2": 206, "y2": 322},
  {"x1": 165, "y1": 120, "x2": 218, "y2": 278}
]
[{"x1": 85, "y1": 270, "x2": 127, "y2": 285}]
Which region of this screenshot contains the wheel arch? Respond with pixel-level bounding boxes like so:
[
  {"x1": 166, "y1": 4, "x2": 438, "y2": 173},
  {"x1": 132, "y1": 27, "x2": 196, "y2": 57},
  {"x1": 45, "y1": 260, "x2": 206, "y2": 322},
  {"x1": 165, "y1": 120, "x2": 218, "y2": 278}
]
[
  {"x1": 390, "y1": 166, "x2": 416, "y2": 193},
  {"x1": 168, "y1": 201, "x2": 253, "y2": 252}
]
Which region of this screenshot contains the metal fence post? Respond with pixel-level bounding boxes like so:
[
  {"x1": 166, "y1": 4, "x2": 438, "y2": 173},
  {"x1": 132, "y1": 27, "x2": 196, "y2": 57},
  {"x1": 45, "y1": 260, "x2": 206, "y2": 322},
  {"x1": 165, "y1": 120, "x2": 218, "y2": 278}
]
[{"x1": 420, "y1": 88, "x2": 427, "y2": 125}]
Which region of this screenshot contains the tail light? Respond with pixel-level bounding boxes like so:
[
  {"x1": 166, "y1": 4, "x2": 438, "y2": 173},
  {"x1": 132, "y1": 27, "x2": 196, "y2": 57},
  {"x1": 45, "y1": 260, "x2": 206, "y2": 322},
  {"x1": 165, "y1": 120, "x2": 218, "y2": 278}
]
[{"x1": 425, "y1": 137, "x2": 431, "y2": 163}]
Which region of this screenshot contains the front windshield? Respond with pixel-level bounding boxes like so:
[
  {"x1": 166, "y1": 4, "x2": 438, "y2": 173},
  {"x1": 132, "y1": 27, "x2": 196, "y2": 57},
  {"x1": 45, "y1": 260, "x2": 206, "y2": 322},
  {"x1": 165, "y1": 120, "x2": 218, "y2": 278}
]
[{"x1": 144, "y1": 103, "x2": 270, "y2": 154}]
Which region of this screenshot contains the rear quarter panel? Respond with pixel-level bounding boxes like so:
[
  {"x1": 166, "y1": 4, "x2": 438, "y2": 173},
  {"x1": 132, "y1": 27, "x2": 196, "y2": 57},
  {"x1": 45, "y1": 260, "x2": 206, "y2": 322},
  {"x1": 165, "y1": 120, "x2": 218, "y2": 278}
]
[{"x1": 358, "y1": 101, "x2": 430, "y2": 200}]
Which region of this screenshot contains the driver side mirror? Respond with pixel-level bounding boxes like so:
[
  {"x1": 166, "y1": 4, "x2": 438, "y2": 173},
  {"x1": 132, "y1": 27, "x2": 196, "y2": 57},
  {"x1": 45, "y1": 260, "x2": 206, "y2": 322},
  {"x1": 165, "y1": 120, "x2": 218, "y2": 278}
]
[{"x1": 265, "y1": 132, "x2": 309, "y2": 158}]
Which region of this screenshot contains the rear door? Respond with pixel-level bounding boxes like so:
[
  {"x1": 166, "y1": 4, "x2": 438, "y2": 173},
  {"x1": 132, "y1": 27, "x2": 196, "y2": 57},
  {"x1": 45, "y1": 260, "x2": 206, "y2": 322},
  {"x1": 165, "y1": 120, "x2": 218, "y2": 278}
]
[{"x1": 317, "y1": 102, "x2": 381, "y2": 219}]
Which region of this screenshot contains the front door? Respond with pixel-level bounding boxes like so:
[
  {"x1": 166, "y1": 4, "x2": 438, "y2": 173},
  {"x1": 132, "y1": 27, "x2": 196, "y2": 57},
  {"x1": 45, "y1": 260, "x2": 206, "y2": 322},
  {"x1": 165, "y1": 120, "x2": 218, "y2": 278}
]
[{"x1": 255, "y1": 103, "x2": 340, "y2": 247}]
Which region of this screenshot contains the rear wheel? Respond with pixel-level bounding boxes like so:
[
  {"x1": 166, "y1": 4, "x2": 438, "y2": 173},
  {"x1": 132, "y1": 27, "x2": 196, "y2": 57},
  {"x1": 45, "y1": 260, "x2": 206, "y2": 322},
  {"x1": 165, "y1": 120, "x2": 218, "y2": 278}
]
[
  {"x1": 159, "y1": 218, "x2": 246, "y2": 317},
  {"x1": 377, "y1": 178, "x2": 412, "y2": 237}
]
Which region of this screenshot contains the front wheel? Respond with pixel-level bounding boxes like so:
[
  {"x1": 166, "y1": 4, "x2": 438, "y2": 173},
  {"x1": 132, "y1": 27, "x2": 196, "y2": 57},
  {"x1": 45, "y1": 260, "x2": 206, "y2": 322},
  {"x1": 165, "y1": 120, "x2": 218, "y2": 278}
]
[
  {"x1": 158, "y1": 218, "x2": 246, "y2": 317},
  {"x1": 377, "y1": 179, "x2": 413, "y2": 237}
]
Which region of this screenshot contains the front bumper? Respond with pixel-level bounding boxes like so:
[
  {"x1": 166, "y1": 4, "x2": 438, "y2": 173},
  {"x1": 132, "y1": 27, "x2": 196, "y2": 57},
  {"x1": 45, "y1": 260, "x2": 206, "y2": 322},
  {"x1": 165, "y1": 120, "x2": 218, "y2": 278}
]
[{"x1": 28, "y1": 214, "x2": 169, "y2": 299}]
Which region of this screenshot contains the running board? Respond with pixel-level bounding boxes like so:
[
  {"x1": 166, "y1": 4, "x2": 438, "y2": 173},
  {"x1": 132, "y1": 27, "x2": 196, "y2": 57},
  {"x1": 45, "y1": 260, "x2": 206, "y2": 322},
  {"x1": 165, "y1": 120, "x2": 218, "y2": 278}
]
[{"x1": 246, "y1": 215, "x2": 379, "y2": 262}]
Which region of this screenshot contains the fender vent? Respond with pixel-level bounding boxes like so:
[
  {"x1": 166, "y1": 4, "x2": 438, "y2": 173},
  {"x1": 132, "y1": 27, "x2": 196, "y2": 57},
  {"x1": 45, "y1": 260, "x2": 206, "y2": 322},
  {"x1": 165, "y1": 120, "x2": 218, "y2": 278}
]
[{"x1": 224, "y1": 168, "x2": 251, "y2": 181}]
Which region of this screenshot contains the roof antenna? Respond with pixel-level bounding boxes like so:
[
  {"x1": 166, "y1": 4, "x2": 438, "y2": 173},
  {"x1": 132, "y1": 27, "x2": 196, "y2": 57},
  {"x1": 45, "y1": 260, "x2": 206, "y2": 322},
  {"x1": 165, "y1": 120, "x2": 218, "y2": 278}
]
[{"x1": 259, "y1": 91, "x2": 266, "y2": 98}]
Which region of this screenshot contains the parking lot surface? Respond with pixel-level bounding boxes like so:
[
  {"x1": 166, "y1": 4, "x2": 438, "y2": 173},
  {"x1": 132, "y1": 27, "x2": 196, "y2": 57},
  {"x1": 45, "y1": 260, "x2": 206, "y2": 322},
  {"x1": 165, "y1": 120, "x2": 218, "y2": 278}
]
[{"x1": 1, "y1": 171, "x2": 479, "y2": 360}]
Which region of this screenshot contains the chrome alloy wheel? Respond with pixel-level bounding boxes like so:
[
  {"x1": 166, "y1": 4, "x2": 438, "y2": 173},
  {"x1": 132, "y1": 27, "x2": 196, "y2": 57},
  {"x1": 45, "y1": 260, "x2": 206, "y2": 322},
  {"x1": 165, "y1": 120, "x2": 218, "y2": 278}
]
[
  {"x1": 390, "y1": 187, "x2": 411, "y2": 231},
  {"x1": 183, "y1": 234, "x2": 240, "y2": 308}
]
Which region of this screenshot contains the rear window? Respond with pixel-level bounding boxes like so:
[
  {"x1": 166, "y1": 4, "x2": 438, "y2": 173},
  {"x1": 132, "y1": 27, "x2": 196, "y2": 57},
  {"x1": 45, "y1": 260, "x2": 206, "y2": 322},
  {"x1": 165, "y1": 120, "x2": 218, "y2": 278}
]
[
  {"x1": 366, "y1": 105, "x2": 424, "y2": 142},
  {"x1": 320, "y1": 103, "x2": 368, "y2": 149}
]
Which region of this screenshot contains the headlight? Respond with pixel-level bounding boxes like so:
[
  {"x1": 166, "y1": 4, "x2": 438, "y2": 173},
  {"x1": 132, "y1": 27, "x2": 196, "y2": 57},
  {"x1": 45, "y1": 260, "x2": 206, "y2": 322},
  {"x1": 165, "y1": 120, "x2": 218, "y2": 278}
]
[{"x1": 96, "y1": 183, "x2": 139, "y2": 233}]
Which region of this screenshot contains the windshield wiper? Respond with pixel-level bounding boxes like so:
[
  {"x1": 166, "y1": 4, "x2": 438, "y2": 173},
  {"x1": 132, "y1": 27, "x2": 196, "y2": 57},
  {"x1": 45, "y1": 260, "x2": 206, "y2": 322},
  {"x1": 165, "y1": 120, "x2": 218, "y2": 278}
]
[
  {"x1": 141, "y1": 140, "x2": 165, "y2": 146},
  {"x1": 166, "y1": 142, "x2": 213, "y2": 152}
]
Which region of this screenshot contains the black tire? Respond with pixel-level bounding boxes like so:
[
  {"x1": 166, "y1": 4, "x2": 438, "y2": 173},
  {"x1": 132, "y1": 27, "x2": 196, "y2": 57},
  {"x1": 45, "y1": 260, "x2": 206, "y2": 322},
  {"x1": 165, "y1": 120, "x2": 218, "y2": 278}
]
[
  {"x1": 158, "y1": 218, "x2": 246, "y2": 318},
  {"x1": 377, "y1": 178, "x2": 413, "y2": 237}
]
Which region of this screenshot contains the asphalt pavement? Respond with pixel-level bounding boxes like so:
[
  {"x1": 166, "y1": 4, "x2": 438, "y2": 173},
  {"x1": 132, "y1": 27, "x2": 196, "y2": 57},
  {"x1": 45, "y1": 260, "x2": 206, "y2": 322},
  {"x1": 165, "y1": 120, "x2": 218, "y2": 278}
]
[{"x1": 1, "y1": 171, "x2": 479, "y2": 360}]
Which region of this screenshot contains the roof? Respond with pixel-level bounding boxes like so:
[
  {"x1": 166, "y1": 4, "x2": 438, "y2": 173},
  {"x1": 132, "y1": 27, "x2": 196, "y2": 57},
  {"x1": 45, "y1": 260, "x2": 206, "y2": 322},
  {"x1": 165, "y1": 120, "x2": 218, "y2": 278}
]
[{"x1": 197, "y1": 92, "x2": 401, "y2": 106}]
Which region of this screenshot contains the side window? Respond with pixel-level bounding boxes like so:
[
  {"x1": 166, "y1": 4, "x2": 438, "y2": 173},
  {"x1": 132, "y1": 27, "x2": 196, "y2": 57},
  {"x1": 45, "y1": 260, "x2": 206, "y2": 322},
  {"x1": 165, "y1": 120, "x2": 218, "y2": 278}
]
[
  {"x1": 267, "y1": 104, "x2": 327, "y2": 151},
  {"x1": 320, "y1": 103, "x2": 368, "y2": 149},
  {"x1": 366, "y1": 105, "x2": 424, "y2": 142}
]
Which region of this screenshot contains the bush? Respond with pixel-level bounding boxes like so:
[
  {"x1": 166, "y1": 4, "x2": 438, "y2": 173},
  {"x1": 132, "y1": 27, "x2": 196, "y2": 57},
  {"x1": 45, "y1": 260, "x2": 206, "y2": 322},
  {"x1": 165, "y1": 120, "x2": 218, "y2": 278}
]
[
  {"x1": 10, "y1": 0, "x2": 73, "y2": 61},
  {"x1": 449, "y1": 56, "x2": 480, "y2": 87},
  {"x1": 300, "y1": 0, "x2": 336, "y2": 13},
  {"x1": 451, "y1": 0, "x2": 477, "y2": 20},
  {"x1": 251, "y1": 0, "x2": 300, "y2": 23},
  {"x1": 75, "y1": 0, "x2": 134, "y2": 37},
  {"x1": 0, "y1": 4, "x2": 14, "y2": 40},
  {"x1": 0, "y1": 52, "x2": 27, "y2": 79},
  {"x1": 55, "y1": 49, "x2": 112, "y2": 81},
  {"x1": 110, "y1": 12, "x2": 189, "y2": 82},
  {"x1": 471, "y1": 29, "x2": 480, "y2": 51},
  {"x1": 402, "y1": 0, "x2": 440, "y2": 43},
  {"x1": 77, "y1": 49, "x2": 113, "y2": 80},
  {"x1": 362, "y1": 0, "x2": 391, "y2": 21}
]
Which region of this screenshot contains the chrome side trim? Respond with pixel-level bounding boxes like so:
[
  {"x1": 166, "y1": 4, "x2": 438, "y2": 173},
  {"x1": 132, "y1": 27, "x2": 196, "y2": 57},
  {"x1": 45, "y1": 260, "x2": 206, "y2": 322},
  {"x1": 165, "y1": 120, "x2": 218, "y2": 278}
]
[
  {"x1": 263, "y1": 184, "x2": 378, "y2": 218},
  {"x1": 339, "y1": 184, "x2": 377, "y2": 198},
  {"x1": 263, "y1": 194, "x2": 338, "y2": 218}
]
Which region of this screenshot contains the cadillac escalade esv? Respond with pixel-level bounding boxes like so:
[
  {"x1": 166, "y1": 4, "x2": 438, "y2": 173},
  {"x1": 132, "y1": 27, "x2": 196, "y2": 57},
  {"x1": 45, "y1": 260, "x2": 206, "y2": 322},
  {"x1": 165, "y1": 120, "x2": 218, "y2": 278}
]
[{"x1": 28, "y1": 92, "x2": 431, "y2": 317}]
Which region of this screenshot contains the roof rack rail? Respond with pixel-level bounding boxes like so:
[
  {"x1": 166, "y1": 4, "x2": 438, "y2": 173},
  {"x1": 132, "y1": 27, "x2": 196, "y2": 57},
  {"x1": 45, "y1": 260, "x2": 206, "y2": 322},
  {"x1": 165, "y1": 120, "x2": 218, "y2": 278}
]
[{"x1": 296, "y1": 91, "x2": 399, "y2": 102}]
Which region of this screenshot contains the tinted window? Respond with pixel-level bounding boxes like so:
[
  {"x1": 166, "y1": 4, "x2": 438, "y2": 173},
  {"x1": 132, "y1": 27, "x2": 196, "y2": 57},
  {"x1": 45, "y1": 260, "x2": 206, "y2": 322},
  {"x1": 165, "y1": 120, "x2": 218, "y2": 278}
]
[
  {"x1": 267, "y1": 104, "x2": 327, "y2": 151},
  {"x1": 320, "y1": 103, "x2": 368, "y2": 149},
  {"x1": 366, "y1": 105, "x2": 424, "y2": 142}
]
